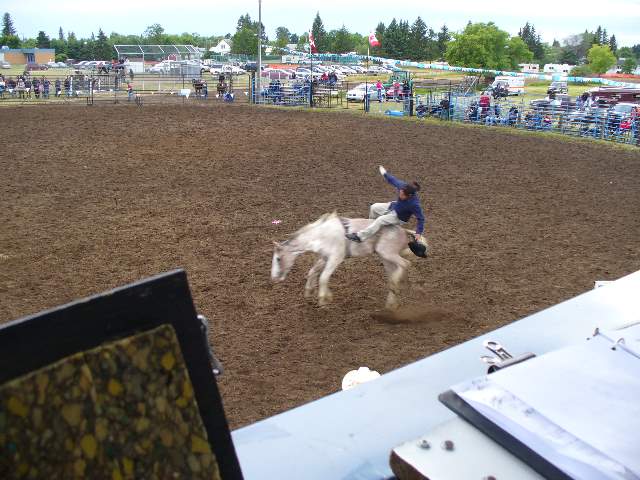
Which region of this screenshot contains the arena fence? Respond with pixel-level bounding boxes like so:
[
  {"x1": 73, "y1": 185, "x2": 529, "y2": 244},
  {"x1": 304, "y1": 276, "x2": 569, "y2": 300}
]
[{"x1": 407, "y1": 92, "x2": 640, "y2": 146}]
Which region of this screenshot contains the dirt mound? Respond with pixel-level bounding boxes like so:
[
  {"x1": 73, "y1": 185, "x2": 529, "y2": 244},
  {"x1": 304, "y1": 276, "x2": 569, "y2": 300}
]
[{"x1": 371, "y1": 305, "x2": 461, "y2": 324}]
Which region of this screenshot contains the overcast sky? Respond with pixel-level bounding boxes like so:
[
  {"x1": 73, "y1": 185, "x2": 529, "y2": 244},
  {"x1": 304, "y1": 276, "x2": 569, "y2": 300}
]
[{"x1": 8, "y1": 0, "x2": 640, "y2": 47}]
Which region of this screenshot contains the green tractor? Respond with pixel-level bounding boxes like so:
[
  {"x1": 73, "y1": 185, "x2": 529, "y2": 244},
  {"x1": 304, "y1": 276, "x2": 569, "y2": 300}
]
[{"x1": 383, "y1": 70, "x2": 412, "y2": 89}]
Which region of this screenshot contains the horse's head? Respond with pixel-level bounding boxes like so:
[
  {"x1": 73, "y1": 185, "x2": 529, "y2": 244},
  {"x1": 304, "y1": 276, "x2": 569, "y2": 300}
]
[{"x1": 271, "y1": 241, "x2": 300, "y2": 282}]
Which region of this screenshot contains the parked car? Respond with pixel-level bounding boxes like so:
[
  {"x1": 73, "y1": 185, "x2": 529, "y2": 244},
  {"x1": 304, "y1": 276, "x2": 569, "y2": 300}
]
[
  {"x1": 149, "y1": 62, "x2": 169, "y2": 74},
  {"x1": 346, "y1": 83, "x2": 381, "y2": 102},
  {"x1": 0, "y1": 60, "x2": 10, "y2": 69},
  {"x1": 209, "y1": 63, "x2": 225, "y2": 75},
  {"x1": 547, "y1": 81, "x2": 568, "y2": 95},
  {"x1": 530, "y1": 93, "x2": 572, "y2": 111},
  {"x1": 25, "y1": 63, "x2": 49, "y2": 71},
  {"x1": 222, "y1": 65, "x2": 246, "y2": 75}
]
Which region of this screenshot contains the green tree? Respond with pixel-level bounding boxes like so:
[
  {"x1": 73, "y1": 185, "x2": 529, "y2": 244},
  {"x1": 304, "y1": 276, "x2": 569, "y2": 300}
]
[
  {"x1": 621, "y1": 57, "x2": 637, "y2": 74},
  {"x1": 617, "y1": 46, "x2": 634, "y2": 59},
  {"x1": 409, "y1": 17, "x2": 428, "y2": 61},
  {"x1": 436, "y1": 25, "x2": 450, "y2": 60},
  {"x1": 559, "y1": 48, "x2": 578, "y2": 65},
  {"x1": 587, "y1": 44, "x2": 616, "y2": 73},
  {"x1": 331, "y1": 25, "x2": 355, "y2": 53},
  {"x1": 594, "y1": 26, "x2": 602, "y2": 45},
  {"x1": 231, "y1": 13, "x2": 266, "y2": 55},
  {"x1": 95, "y1": 28, "x2": 112, "y2": 59},
  {"x1": 289, "y1": 33, "x2": 298, "y2": 44},
  {"x1": 632, "y1": 44, "x2": 640, "y2": 59},
  {"x1": 382, "y1": 19, "x2": 399, "y2": 57},
  {"x1": 608, "y1": 34, "x2": 617, "y2": 55},
  {"x1": 518, "y1": 22, "x2": 544, "y2": 60},
  {"x1": 2, "y1": 12, "x2": 16, "y2": 36},
  {"x1": 58, "y1": 27, "x2": 64, "y2": 41},
  {"x1": 506, "y1": 36, "x2": 533, "y2": 68},
  {"x1": 66, "y1": 31, "x2": 81, "y2": 59},
  {"x1": 144, "y1": 23, "x2": 165, "y2": 43},
  {"x1": 311, "y1": 12, "x2": 327, "y2": 52},
  {"x1": 296, "y1": 32, "x2": 308, "y2": 51},
  {"x1": 446, "y1": 22, "x2": 512, "y2": 69},
  {"x1": 0, "y1": 34, "x2": 19, "y2": 48},
  {"x1": 232, "y1": 27, "x2": 257, "y2": 55},
  {"x1": 36, "y1": 30, "x2": 50, "y2": 48},
  {"x1": 275, "y1": 26, "x2": 291, "y2": 48}
]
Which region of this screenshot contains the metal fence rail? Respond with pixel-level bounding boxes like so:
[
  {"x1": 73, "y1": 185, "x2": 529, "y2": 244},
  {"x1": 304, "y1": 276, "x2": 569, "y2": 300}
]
[{"x1": 410, "y1": 93, "x2": 640, "y2": 146}]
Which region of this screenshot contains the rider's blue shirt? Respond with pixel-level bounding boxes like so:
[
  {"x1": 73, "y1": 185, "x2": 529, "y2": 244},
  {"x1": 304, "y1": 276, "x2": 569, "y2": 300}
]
[{"x1": 384, "y1": 173, "x2": 425, "y2": 234}]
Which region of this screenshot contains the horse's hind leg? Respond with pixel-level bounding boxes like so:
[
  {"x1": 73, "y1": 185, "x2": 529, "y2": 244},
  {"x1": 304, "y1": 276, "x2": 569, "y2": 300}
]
[
  {"x1": 305, "y1": 257, "x2": 325, "y2": 300},
  {"x1": 381, "y1": 255, "x2": 409, "y2": 309}
]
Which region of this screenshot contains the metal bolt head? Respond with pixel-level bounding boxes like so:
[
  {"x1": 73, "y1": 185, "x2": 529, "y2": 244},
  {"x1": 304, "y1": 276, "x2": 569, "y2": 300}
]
[
  {"x1": 418, "y1": 439, "x2": 431, "y2": 449},
  {"x1": 442, "y1": 440, "x2": 455, "y2": 451}
]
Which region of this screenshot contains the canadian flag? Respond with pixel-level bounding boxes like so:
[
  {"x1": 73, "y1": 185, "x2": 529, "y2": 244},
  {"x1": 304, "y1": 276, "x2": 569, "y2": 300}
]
[
  {"x1": 309, "y1": 31, "x2": 318, "y2": 54},
  {"x1": 369, "y1": 32, "x2": 380, "y2": 47}
]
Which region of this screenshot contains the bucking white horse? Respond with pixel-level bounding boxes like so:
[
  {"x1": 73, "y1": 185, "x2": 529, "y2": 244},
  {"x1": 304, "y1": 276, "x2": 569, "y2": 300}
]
[{"x1": 271, "y1": 212, "x2": 424, "y2": 309}]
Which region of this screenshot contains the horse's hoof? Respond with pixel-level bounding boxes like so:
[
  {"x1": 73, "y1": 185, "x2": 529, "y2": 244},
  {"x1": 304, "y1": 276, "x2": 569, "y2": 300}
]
[{"x1": 318, "y1": 296, "x2": 332, "y2": 307}]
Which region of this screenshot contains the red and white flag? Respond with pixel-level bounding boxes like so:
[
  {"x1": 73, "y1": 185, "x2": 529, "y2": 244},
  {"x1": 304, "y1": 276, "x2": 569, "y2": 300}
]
[
  {"x1": 309, "y1": 31, "x2": 318, "y2": 54},
  {"x1": 369, "y1": 32, "x2": 381, "y2": 47}
]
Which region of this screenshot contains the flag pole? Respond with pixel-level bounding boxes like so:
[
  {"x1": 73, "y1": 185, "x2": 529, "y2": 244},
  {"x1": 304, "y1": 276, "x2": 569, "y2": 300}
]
[
  {"x1": 365, "y1": 42, "x2": 369, "y2": 112},
  {"x1": 309, "y1": 31, "x2": 313, "y2": 107}
]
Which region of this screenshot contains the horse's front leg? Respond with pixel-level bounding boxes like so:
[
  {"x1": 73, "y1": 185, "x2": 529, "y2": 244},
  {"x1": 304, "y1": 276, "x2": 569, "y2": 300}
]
[
  {"x1": 305, "y1": 257, "x2": 326, "y2": 299},
  {"x1": 317, "y1": 255, "x2": 343, "y2": 306}
]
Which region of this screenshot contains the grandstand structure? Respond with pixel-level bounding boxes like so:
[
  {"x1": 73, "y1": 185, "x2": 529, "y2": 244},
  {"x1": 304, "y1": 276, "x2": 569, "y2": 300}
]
[{"x1": 113, "y1": 44, "x2": 202, "y2": 63}]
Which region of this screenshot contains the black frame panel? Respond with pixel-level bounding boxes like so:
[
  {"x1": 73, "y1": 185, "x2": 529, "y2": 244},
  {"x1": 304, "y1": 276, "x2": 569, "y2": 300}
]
[{"x1": 0, "y1": 269, "x2": 243, "y2": 480}]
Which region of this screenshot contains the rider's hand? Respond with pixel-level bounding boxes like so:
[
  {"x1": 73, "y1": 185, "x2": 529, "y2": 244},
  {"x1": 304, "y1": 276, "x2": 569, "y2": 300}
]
[
  {"x1": 379, "y1": 165, "x2": 387, "y2": 176},
  {"x1": 414, "y1": 234, "x2": 423, "y2": 242}
]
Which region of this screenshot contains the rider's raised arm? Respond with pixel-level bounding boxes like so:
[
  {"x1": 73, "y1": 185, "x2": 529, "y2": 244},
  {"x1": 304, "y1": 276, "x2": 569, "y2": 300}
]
[{"x1": 383, "y1": 172, "x2": 406, "y2": 190}]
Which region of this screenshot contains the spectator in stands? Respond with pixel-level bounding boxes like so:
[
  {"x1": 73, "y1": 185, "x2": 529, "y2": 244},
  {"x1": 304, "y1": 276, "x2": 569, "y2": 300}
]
[
  {"x1": 329, "y1": 71, "x2": 337, "y2": 86},
  {"x1": 43, "y1": 78, "x2": 50, "y2": 99},
  {"x1": 402, "y1": 80, "x2": 411, "y2": 100},
  {"x1": 24, "y1": 77, "x2": 32, "y2": 99},
  {"x1": 320, "y1": 71, "x2": 329, "y2": 83},
  {"x1": 376, "y1": 80, "x2": 383, "y2": 103},
  {"x1": 392, "y1": 81, "x2": 401, "y2": 102},
  {"x1": 479, "y1": 91, "x2": 491, "y2": 119},
  {"x1": 16, "y1": 77, "x2": 25, "y2": 99}
]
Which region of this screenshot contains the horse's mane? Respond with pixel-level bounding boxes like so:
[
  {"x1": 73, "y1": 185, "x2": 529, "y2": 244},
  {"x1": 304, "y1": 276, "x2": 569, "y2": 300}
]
[{"x1": 290, "y1": 211, "x2": 339, "y2": 239}]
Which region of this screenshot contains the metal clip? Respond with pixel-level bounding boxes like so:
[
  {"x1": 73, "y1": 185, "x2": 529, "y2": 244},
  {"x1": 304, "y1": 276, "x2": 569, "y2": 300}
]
[
  {"x1": 480, "y1": 340, "x2": 534, "y2": 373},
  {"x1": 483, "y1": 340, "x2": 513, "y2": 361}
]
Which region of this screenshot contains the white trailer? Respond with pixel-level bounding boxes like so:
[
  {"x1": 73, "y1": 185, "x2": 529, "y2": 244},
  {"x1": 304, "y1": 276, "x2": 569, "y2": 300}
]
[{"x1": 491, "y1": 76, "x2": 525, "y2": 95}]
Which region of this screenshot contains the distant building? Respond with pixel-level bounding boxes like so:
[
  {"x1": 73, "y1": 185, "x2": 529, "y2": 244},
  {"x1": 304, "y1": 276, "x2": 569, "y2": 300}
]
[
  {"x1": 0, "y1": 47, "x2": 55, "y2": 65},
  {"x1": 209, "y1": 39, "x2": 233, "y2": 55},
  {"x1": 543, "y1": 63, "x2": 574, "y2": 74},
  {"x1": 519, "y1": 63, "x2": 540, "y2": 73}
]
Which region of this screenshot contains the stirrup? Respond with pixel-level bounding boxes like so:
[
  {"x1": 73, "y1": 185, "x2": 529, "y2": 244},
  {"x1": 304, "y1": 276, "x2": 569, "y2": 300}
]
[{"x1": 345, "y1": 233, "x2": 362, "y2": 243}]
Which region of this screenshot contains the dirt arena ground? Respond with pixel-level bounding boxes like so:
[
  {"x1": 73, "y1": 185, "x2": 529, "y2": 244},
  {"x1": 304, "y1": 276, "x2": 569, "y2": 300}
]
[{"x1": 1, "y1": 103, "x2": 639, "y2": 429}]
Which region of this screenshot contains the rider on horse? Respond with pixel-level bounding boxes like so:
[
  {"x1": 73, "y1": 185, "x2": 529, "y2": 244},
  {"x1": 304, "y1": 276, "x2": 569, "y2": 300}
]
[{"x1": 346, "y1": 166, "x2": 425, "y2": 244}]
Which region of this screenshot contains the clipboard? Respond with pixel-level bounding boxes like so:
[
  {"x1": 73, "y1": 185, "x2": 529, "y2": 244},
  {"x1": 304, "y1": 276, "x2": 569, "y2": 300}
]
[{"x1": 439, "y1": 328, "x2": 640, "y2": 480}]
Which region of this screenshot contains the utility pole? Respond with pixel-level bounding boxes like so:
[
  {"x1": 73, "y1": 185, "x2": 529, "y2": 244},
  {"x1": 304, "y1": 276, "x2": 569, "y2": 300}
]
[{"x1": 257, "y1": 0, "x2": 262, "y2": 103}]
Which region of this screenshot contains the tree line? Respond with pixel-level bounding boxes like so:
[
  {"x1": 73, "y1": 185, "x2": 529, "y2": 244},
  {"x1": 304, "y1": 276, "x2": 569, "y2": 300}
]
[{"x1": 2, "y1": 11, "x2": 639, "y2": 74}]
